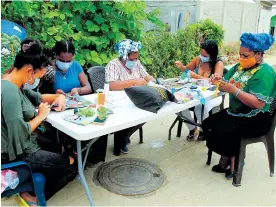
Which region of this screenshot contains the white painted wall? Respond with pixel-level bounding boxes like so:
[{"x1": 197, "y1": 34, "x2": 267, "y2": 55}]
[
  {"x1": 144, "y1": 1, "x2": 197, "y2": 33},
  {"x1": 145, "y1": 0, "x2": 275, "y2": 43},
  {"x1": 198, "y1": 0, "x2": 259, "y2": 43},
  {"x1": 258, "y1": 5, "x2": 274, "y2": 33}
]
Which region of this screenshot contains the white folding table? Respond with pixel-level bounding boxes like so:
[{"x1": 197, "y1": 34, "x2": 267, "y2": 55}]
[{"x1": 46, "y1": 90, "x2": 222, "y2": 206}]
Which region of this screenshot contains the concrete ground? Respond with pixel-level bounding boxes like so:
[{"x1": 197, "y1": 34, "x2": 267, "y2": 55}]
[
  {"x1": 3, "y1": 98, "x2": 276, "y2": 206},
  {"x1": 2, "y1": 56, "x2": 276, "y2": 206}
]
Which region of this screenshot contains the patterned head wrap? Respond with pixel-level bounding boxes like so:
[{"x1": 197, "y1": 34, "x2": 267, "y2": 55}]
[
  {"x1": 114, "y1": 39, "x2": 142, "y2": 60},
  {"x1": 240, "y1": 33, "x2": 275, "y2": 52}
]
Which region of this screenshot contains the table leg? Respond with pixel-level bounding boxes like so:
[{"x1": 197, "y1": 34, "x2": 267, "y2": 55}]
[
  {"x1": 56, "y1": 129, "x2": 60, "y2": 144},
  {"x1": 201, "y1": 104, "x2": 205, "y2": 124},
  {"x1": 76, "y1": 140, "x2": 95, "y2": 206},
  {"x1": 82, "y1": 138, "x2": 99, "y2": 171}
]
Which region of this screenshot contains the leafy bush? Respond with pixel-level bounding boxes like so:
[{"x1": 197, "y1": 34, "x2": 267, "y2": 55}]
[
  {"x1": 141, "y1": 19, "x2": 224, "y2": 78},
  {"x1": 220, "y1": 42, "x2": 240, "y2": 56},
  {"x1": 140, "y1": 31, "x2": 181, "y2": 78},
  {"x1": 175, "y1": 24, "x2": 199, "y2": 66},
  {"x1": 196, "y1": 19, "x2": 224, "y2": 46},
  {"x1": 1, "y1": 1, "x2": 165, "y2": 68},
  {"x1": 1, "y1": 33, "x2": 21, "y2": 73}
]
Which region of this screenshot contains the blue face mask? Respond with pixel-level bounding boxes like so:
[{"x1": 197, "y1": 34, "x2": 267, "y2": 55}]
[
  {"x1": 56, "y1": 60, "x2": 73, "y2": 71},
  {"x1": 23, "y1": 77, "x2": 40, "y2": 90},
  {"x1": 125, "y1": 60, "x2": 137, "y2": 70},
  {"x1": 200, "y1": 54, "x2": 210, "y2": 63}
]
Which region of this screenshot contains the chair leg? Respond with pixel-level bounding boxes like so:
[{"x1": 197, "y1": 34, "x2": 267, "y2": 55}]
[
  {"x1": 168, "y1": 117, "x2": 179, "y2": 140},
  {"x1": 233, "y1": 141, "x2": 246, "y2": 187},
  {"x1": 32, "y1": 173, "x2": 47, "y2": 206},
  {"x1": 206, "y1": 149, "x2": 212, "y2": 165},
  {"x1": 265, "y1": 136, "x2": 275, "y2": 177},
  {"x1": 139, "y1": 127, "x2": 144, "y2": 144},
  {"x1": 220, "y1": 95, "x2": 225, "y2": 111},
  {"x1": 194, "y1": 111, "x2": 197, "y2": 124},
  {"x1": 176, "y1": 119, "x2": 183, "y2": 138}
]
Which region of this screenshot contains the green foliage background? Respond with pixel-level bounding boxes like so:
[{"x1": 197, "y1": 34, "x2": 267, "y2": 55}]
[
  {"x1": 1, "y1": 1, "x2": 224, "y2": 78},
  {"x1": 141, "y1": 19, "x2": 224, "y2": 78},
  {"x1": 1, "y1": 1, "x2": 164, "y2": 67}
]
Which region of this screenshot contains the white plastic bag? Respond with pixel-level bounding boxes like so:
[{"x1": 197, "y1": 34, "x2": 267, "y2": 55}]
[{"x1": 1, "y1": 169, "x2": 19, "y2": 193}]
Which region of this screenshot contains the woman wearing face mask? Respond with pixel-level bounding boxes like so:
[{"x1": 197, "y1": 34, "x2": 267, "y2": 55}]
[
  {"x1": 53, "y1": 41, "x2": 109, "y2": 166},
  {"x1": 53, "y1": 40, "x2": 92, "y2": 95},
  {"x1": 106, "y1": 39, "x2": 153, "y2": 91},
  {"x1": 174, "y1": 40, "x2": 224, "y2": 141},
  {"x1": 105, "y1": 39, "x2": 153, "y2": 155},
  {"x1": 1, "y1": 39, "x2": 78, "y2": 204},
  {"x1": 203, "y1": 33, "x2": 276, "y2": 179}
]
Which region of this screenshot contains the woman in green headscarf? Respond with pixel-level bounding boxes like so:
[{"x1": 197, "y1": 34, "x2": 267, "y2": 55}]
[{"x1": 202, "y1": 33, "x2": 276, "y2": 179}]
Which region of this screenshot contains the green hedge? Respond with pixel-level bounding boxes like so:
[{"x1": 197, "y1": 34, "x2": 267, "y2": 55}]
[
  {"x1": 140, "y1": 19, "x2": 224, "y2": 78},
  {"x1": 1, "y1": 1, "x2": 224, "y2": 79}
]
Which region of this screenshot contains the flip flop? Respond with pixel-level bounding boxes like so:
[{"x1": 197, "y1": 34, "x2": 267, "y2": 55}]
[
  {"x1": 197, "y1": 135, "x2": 204, "y2": 141},
  {"x1": 26, "y1": 201, "x2": 38, "y2": 206},
  {"x1": 197, "y1": 131, "x2": 205, "y2": 141},
  {"x1": 15, "y1": 195, "x2": 37, "y2": 207},
  {"x1": 186, "y1": 134, "x2": 194, "y2": 142}
]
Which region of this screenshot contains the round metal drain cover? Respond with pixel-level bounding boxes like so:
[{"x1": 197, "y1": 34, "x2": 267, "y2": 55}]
[{"x1": 94, "y1": 158, "x2": 164, "y2": 195}]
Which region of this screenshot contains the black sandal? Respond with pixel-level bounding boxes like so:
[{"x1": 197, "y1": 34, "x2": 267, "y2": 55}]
[
  {"x1": 197, "y1": 131, "x2": 205, "y2": 141},
  {"x1": 212, "y1": 164, "x2": 228, "y2": 173},
  {"x1": 186, "y1": 134, "x2": 194, "y2": 142}
]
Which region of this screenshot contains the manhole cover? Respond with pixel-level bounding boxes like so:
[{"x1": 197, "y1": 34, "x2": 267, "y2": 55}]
[{"x1": 93, "y1": 158, "x2": 164, "y2": 196}]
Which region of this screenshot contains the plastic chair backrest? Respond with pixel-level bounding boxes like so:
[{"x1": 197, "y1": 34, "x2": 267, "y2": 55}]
[
  {"x1": 223, "y1": 68, "x2": 228, "y2": 76},
  {"x1": 87, "y1": 66, "x2": 105, "y2": 93}
]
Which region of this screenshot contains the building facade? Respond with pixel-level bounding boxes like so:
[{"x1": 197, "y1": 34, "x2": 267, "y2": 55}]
[{"x1": 145, "y1": 0, "x2": 276, "y2": 43}]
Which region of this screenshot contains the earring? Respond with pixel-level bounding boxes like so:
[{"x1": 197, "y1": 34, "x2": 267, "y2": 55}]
[{"x1": 26, "y1": 74, "x2": 33, "y2": 84}]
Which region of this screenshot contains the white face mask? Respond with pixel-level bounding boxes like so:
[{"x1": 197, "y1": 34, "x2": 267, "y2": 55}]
[
  {"x1": 56, "y1": 60, "x2": 73, "y2": 71},
  {"x1": 125, "y1": 60, "x2": 137, "y2": 70},
  {"x1": 200, "y1": 54, "x2": 210, "y2": 63},
  {"x1": 23, "y1": 77, "x2": 40, "y2": 90}
]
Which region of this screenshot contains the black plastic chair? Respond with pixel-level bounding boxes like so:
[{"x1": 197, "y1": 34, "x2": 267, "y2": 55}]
[
  {"x1": 168, "y1": 95, "x2": 225, "y2": 140},
  {"x1": 87, "y1": 66, "x2": 106, "y2": 93},
  {"x1": 168, "y1": 107, "x2": 199, "y2": 140},
  {"x1": 169, "y1": 68, "x2": 228, "y2": 140},
  {"x1": 206, "y1": 97, "x2": 276, "y2": 187},
  {"x1": 87, "y1": 66, "x2": 144, "y2": 144}
]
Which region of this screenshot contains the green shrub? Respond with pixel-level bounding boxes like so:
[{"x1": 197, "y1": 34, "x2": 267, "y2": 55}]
[
  {"x1": 196, "y1": 19, "x2": 224, "y2": 46},
  {"x1": 1, "y1": 1, "x2": 165, "y2": 69},
  {"x1": 175, "y1": 24, "x2": 199, "y2": 65},
  {"x1": 140, "y1": 31, "x2": 181, "y2": 78},
  {"x1": 220, "y1": 42, "x2": 240, "y2": 56},
  {"x1": 140, "y1": 19, "x2": 224, "y2": 78}
]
